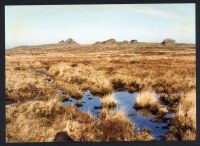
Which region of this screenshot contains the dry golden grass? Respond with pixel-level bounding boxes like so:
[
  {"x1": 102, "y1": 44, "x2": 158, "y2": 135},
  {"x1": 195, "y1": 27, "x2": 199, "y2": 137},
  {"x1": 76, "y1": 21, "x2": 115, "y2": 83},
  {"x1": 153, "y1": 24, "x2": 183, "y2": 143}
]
[
  {"x1": 134, "y1": 90, "x2": 158, "y2": 108},
  {"x1": 6, "y1": 99, "x2": 94, "y2": 142},
  {"x1": 6, "y1": 43, "x2": 196, "y2": 142},
  {"x1": 159, "y1": 93, "x2": 181, "y2": 111},
  {"x1": 47, "y1": 63, "x2": 113, "y2": 95},
  {"x1": 80, "y1": 108, "x2": 154, "y2": 141},
  {"x1": 165, "y1": 89, "x2": 196, "y2": 141},
  {"x1": 6, "y1": 44, "x2": 195, "y2": 102},
  {"x1": 6, "y1": 100, "x2": 154, "y2": 142},
  {"x1": 177, "y1": 90, "x2": 196, "y2": 124},
  {"x1": 134, "y1": 89, "x2": 168, "y2": 115},
  {"x1": 100, "y1": 94, "x2": 118, "y2": 108},
  {"x1": 53, "y1": 80, "x2": 82, "y2": 99}
]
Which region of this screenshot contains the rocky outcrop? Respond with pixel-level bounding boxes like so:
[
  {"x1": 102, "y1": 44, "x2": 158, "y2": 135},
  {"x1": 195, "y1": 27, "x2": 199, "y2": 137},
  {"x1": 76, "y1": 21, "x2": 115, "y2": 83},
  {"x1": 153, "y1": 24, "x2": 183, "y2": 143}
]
[
  {"x1": 59, "y1": 38, "x2": 78, "y2": 44},
  {"x1": 94, "y1": 39, "x2": 138, "y2": 45},
  {"x1": 102, "y1": 39, "x2": 117, "y2": 44},
  {"x1": 130, "y1": 40, "x2": 138, "y2": 43},
  {"x1": 122, "y1": 40, "x2": 129, "y2": 44},
  {"x1": 58, "y1": 40, "x2": 64, "y2": 44},
  {"x1": 161, "y1": 38, "x2": 176, "y2": 45},
  {"x1": 94, "y1": 41, "x2": 101, "y2": 45},
  {"x1": 94, "y1": 39, "x2": 117, "y2": 45}
]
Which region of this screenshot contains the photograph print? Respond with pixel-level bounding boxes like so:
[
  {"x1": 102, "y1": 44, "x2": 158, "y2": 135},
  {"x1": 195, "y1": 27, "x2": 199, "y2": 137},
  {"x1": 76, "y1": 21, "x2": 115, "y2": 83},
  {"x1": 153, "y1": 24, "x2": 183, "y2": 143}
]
[{"x1": 5, "y1": 3, "x2": 196, "y2": 142}]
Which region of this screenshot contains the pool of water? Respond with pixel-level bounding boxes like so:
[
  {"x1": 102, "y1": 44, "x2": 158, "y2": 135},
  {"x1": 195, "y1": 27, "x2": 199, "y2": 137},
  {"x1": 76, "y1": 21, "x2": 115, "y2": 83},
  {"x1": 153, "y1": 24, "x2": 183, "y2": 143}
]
[
  {"x1": 60, "y1": 90, "x2": 173, "y2": 140},
  {"x1": 61, "y1": 90, "x2": 101, "y2": 118}
]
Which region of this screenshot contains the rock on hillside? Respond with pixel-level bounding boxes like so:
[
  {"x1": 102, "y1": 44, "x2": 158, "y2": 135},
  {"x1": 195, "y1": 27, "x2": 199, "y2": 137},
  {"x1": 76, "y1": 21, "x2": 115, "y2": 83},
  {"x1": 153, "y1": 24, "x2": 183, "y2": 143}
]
[
  {"x1": 102, "y1": 39, "x2": 117, "y2": 44},
  {"x1": 94, "y1": 39, "x2": 139, "y2": 45},
  {"x1": 94, "y1": 41, "x2": 101, "y2": 45},
  {"x1": 59, "y1": 38, "x2": 79, "y2": 44},
  {"x1": 59, "y1": 40, "x2": 65, "y2": 44},
  {"x1": 130, "y1": 40, "x2": 138, "y2": 43},
  {"x1": 161, "y1": 38, "x2": 176, "y2": 45},
  {"x1": 122, "y1": 40, "x2": 129, "y2": 44},
  {"x1": 94, "y1": 39, "x2": 117, "y2": 45}
]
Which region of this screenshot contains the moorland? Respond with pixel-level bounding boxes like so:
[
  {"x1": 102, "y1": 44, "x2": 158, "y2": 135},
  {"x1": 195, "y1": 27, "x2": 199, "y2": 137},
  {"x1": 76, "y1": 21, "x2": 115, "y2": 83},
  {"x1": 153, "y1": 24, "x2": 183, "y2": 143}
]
[{"x1": 6, "y1": 39, "x2": 196, "y2": 142}]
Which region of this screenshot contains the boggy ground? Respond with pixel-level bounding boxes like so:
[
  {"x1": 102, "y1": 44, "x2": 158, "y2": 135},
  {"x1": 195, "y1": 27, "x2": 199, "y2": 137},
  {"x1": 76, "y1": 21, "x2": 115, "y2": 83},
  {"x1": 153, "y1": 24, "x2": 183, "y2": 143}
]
[{"x1": 6, "y1": 43, "x2": 196, "y2": 142}]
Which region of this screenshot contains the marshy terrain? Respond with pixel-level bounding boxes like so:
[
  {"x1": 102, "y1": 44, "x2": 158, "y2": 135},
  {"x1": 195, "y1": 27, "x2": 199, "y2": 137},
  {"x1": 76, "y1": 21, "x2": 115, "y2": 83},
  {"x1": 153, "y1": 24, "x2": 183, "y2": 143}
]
[{"x1": 6, "y1": 41, "x2": 196, "y2": 142}]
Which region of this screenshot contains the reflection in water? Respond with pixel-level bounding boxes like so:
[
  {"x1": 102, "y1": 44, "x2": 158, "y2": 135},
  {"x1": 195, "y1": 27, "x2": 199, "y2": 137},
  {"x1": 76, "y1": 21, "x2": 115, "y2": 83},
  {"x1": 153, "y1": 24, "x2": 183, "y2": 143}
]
[{"x1": 61, "y1": 90, "x2": 173, "y2": 140}]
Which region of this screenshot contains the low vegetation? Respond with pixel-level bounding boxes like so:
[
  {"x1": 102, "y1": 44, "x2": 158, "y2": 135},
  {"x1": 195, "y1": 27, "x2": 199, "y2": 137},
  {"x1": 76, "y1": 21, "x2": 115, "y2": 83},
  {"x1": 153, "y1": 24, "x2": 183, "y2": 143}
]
[
  {"x1": 6, "y1": 43, "x2": 196, "y2": 142},
  {"x1": 100, "y1": 94, "x2": 118, "y2": 108},
  {"x1": 159, "y1": 93, "x2": 181, "y2": 111},
  {"x1": 165, "y1": 89, "x2": 196, "y2": 140},
  {"x1": 134, "y1": 89, "x2": 168, "y2": 115},
  {"x1": 80, "y1": 108, "x2": 154, "y2": 141},
  {"x1": 6, "y1": 100, "x2": 154, "y2": 142},
  {"x1": 53, "y1": 80, "x2": 83, "y2": 99},
  {"x1": 6, "y1": 99, "x2": 93, "y2": 142}
]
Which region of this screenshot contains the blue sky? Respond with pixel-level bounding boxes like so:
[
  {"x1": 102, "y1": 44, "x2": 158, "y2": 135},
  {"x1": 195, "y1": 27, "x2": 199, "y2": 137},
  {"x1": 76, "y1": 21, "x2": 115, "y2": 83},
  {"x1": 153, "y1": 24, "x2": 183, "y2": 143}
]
[{"x1": 5, "y1": 4, "x2": 195, "y2": 48}]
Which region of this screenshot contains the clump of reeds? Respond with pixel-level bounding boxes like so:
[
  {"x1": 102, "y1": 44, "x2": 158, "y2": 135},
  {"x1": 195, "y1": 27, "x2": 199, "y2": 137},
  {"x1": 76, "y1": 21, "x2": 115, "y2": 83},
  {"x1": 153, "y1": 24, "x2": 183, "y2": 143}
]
[
  {"x1": 159, "y1": 93, "x2": 181, "y2": 110},
  {"x1": 100, "y1": 94, "x2": 118, "y2": 108},
  {"x1": 53, "y1": 80, "x2": 83, "y2": 99},
  {"x1": 80, "y1": 108, "x2": 154, "y2": 141},
  {"x1": 6, "y1": 99, "x2": 94, "y2": 143},
  {"x1": 134, "y1": 89, "x2": 168, "y2": 115},
  {"x1": 165, "y1": 89, "x2": 196, "y2": 141}
]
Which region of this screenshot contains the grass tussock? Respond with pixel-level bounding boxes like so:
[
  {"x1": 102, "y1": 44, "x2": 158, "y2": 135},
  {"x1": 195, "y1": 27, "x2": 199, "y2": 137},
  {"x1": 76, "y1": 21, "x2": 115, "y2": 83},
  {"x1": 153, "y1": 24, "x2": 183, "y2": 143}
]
[
  {"x1": 6, "y1": 82, "x2": 60, "y2": 103},
  {"x1": 134, "y1": 90, "x2": 168, "y2": 115},
  {"x1": 6, "y1": 100, "x2": 154, "y2": 142},
  {"x1": 100, "y1": 94, "x2": 118, "y2": 108},
  {"x1": 80, "y1": 108, "x2": 154, "y2": 141},
  {"x1": 53, "y1": 80, "x2": 82, "y2": 99},
  {"x1": 134, "y1": 90, "x2": 158, "y2": 108},
  {"x1": 6, "y1": 99, "x2": 94, "y2": 143},
  {"x1": 159, "y1": 93, "x2": 181, "y2": 111},
  {"x1": 47, "y1": 63, "x2": 113, "y2": 95},
  {"x1": 165, "y1": 90, "x2": 196, "y2": 141}
]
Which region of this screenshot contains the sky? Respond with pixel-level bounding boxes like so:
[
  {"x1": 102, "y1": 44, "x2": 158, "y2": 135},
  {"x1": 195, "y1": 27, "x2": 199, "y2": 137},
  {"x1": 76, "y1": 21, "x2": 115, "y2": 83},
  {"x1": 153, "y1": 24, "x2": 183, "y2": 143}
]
[{"x1": 5, "y1": 4, "x2": 195, "y2": 49}]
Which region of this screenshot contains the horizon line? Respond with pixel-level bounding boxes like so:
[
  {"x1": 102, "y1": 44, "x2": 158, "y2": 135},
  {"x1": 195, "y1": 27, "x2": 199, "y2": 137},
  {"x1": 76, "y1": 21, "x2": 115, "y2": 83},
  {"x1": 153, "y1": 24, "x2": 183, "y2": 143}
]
[{"x1": 6, "y1": 38, "x2": 196, "y2": 49}]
